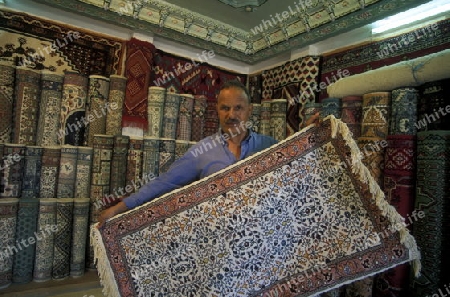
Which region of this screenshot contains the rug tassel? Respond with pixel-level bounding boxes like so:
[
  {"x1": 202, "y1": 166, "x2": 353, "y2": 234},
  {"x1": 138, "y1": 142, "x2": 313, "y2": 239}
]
[
  {"x1": 90, "y1": 225, "x2": 121, "y2": 297},
  {"x1": 325, "y1": 115, "x2": 422, "y2": 277}
]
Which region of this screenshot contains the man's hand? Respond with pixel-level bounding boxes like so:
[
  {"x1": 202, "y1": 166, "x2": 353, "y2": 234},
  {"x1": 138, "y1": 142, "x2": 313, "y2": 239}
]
[
  {"x1": 97, "y1": 201, "x2": 128, "y2": 229},
  {"x1": 302, "y1": 112, "x2": 320, "y2": 129}
]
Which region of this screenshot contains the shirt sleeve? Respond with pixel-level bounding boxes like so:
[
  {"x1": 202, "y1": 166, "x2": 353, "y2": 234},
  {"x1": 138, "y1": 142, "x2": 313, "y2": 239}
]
[{"x1": 123, "y1": 151, "x2": 200, "y2": 209}]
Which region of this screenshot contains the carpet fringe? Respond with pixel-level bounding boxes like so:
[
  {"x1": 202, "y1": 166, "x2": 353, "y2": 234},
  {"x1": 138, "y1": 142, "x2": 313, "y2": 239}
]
[
  {"x1": 327, "y1": 115, "x2": 421, "y2": 277},
  {"x1": 90, "y1": 225, "x2": 121, "y2": 297},
  {"x1": 91, "y1": 116, "x2": 422, "y2": 296}
]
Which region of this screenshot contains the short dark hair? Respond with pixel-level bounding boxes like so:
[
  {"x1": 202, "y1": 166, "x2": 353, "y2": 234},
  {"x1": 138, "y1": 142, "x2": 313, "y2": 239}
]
[{"x1": 220, "y1": 80, "x2": 251, "y2": 104}]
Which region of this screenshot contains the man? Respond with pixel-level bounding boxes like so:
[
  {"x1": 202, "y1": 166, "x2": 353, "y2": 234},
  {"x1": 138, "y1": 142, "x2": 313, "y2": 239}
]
[{"x1": 97, "y1": 80, "x2": 318, "y2": 228}]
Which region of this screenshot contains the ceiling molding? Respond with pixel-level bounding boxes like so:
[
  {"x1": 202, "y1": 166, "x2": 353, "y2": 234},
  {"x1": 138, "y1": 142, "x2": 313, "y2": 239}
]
[
  {"x1": 32, "y1": 0, "x2": 430, "y2": 64},
  {"x1": 216, "y1": 0, "x2": 268, "y2": 9}
]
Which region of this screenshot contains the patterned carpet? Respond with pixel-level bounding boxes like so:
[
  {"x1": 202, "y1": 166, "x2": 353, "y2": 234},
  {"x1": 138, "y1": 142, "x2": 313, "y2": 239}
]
[
  {"x1": 92, "y1": 116, "x2": 420, "y2": 297},
  {"x1": 0, "y1": 9, "x2": 125, "y2": 76}
]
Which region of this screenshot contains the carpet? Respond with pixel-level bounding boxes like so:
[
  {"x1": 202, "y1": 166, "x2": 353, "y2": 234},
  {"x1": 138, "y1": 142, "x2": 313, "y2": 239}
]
[
  {"x1": 89, "y1": 134, "x2": 114, "y2": 221},
  {"x1": 158, "y1": 138, "x2": 176, "y2": 175},
  {"x1": 125, "y1": 137, "x2": 144, "y2": 194},
  {"x1": 261, "y1": 56, "x2": 321, "y2": 135},
  {"x1": 146, "y1": 86, "x2": 166, "y2": 138},
  {"x1": 361, "y1": 92, "x2": 391, "y2": 140},
  {"x1": 74, "y1": 146, "x2": 93, "y2": 199},
  {"x1": 0, "y1": 63, "x2": 14, "y2": 143},
  {"x1": 12, "y1": 199, "x2": 39, "y2": 284},
  {"x1": 91, "y1": 116, "x2": 421, "y2": 297},
  {"x1": 59, "y1": 72, "x2": 89, "y2": 146},
  {"x1": 373, "y1": 135, "x2": 417, "y2": 297},
  {"x1": 109, "y1": 135, "x2": 130, "y2": 195},
  {"x1": 248, "y1": 74, "x2": 263, "y2": 104},
  {"x1": 105, "y1": 75, "x2": 127, "y2": 136},
  {"x1": 33, "y1": 198, "x2": 57, "y2": 282},
  {"x1": 320, "y1": 98, "x2": 342, "y2": 120},
  {"x1": 410, "y1": 131, "x2": 450, "y2": 297},
  {"x1": 21, "y1": 146, "x2": 43, "y2": 199},
  {"x1": 417, "y1": 78, "x2": 450, "y2": 131},
  {"x1": 161, "y1": 92, "x2": 181, "y2": 139},
  {"x1": 250, "y1": 103, "x2": 261, "y2": 133},
  {"x1": 52, "y1": 198, "x2": 73, "y2": 280},
  {"x1": 204, "y1": 98, "x2": 219, "y2": 137},
  {"x1": 123, "y1": 38, "x2": 155, "y2": 130},
  {"x1": 0, "y1": 198, "x2": 19, "y2": 289},
  {"x1": 0, "y1": 144, "x2": 26, "y2": 198},
  {"x1": 142, "y1": 137, "x2": 160, "y2": 178},
  {"x1": 0, "y1": 8, "x2": 125, "y2": 76},
  {"x1": 191, "y1": 95, "x2": 207, "y2": 142},
  {"x1": 85, "y1": 75, "x2": 110, "y2": 147},
  {"x1": 36, "y1": 71, "x2": 64, "y2": 146},
  {"x1": 39, "y1": 146, "x2": 61, "y2": 198},
  {"x1": 12, "y1": 67, "x2": 41, "y2": 145},
  {"x1": 340, "y1": 96, "x2": 363, "y2": 140},
  {"x1": 176, "y1": 94, "x2": 194, "y2": 141},
  {"x1": 269, "y1": 99, "x2": 287, "y2": 141},
  {"x1": 389, "y1": 88, "x2": 419, "y2": 135},
  {"x1": 175, "y1": 140, "x2": 190, "y2": 161},
  {"x1": 151, "y1": 49, "x2": 246, "y2": 97},
  {"x1": 319, "y1": 18, "x2": 450, "y2": 100},
  {"x1": 326, "y1": 49, "x2": 450, "y2": 99},
  {"x1": 260, "y1": 99, "x2": 272, "y2": 136},
  {"x1": 70, "y1": 198, "x2": 90, "y2": 277},
  {"x1": 57, "y1": 146, "x2": 78, "y2": 198}
]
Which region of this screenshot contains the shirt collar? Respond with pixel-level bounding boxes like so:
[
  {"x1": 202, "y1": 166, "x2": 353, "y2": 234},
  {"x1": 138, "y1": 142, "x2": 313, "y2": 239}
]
[{"x1": 217, "y1": 128, "x2": 254, "y2": 144}]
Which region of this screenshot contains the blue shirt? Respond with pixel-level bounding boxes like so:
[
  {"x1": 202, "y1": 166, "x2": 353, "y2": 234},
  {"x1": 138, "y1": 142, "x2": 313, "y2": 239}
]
[{"x1": 123, "y1": 130, "x2": 278, "y2": 209}]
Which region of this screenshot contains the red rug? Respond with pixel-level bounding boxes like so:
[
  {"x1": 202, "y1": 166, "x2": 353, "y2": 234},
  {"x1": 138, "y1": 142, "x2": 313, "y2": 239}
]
[
  {"x1": 152, "y1": 50, "x2": 246, "y2": 98},
  {"x1": 122, "y1": 38, "x2": 155, "y2": 130}
]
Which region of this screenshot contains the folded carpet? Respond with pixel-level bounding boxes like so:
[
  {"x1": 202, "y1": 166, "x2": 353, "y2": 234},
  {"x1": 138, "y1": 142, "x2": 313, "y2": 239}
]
[{"x1": 91, "y1": 116, "x2": 420, "y2": 297}]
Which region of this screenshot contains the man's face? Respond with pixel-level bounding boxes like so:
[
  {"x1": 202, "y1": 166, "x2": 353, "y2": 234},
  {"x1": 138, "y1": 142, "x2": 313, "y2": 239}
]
[{"x1": 217, "y1": 87, "x2": 253, "y2": 135}]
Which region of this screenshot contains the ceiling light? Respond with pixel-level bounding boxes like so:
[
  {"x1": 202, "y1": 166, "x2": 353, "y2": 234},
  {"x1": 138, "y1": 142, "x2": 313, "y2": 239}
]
[{"x1": 371, "y1": 0, "x2": 450, "y2": 34}]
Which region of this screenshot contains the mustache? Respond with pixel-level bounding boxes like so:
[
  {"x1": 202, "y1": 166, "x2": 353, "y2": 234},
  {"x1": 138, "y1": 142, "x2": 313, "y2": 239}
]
[{"x1": 225, "y1": 119, "x2": 240, "y2": 124}]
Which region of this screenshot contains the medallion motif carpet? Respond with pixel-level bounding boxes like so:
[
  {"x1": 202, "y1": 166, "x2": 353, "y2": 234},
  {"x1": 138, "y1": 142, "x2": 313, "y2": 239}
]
[
  {"x1": 91, "y1": 116, "x2": 421, "y2": 297},
  {"x1": 0, "y1": 8, "x2": 125, "y2": 76}
]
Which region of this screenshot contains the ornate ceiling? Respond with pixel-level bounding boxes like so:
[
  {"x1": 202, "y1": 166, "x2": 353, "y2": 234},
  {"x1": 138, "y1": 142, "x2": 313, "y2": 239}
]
[{"x1": 33, "y1": 0, "x2": 429, "y2": 64}]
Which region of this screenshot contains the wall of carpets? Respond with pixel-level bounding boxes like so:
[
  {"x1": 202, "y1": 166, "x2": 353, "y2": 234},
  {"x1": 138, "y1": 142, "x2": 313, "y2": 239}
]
[
  {"x1": 304, "y1": 72, "x2": 450, "y2": 297},
  {"x1": 0, "y1": 61, "x2": 293, "y2": 289},
  {"x1": 249, "y1": 56, "x2": 322, "y2": 137},
  {"x1": 319, "y1": 17, "x2": 450, "y2": 101}
]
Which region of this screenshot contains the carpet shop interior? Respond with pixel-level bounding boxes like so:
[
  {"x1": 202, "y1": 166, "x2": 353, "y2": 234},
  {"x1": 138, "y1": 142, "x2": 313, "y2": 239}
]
[{"x1": 0, "y1": 0, "x2": 449, "y2": 296}]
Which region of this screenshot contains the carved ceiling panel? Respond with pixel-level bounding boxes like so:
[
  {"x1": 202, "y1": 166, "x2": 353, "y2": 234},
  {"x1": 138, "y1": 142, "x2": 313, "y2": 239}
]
[{"x1": 32, "y1": 0, "x2": 430, "y2": 64}]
